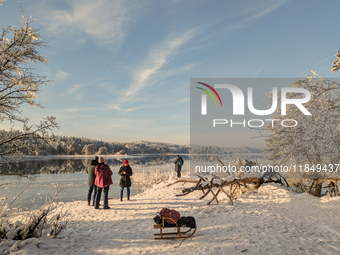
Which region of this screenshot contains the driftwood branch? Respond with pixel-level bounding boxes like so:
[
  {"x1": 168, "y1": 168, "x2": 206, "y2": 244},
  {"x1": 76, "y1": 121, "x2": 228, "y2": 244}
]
[
  {"x1": 173, "y1": 174, "x2": 286, "y2": 205},
  {"x1": 218, "y1": 187, "x2": 234, "y2": 205},
  {"x1": 164, "y1": 179, "x2": 198, "y2": 188}
]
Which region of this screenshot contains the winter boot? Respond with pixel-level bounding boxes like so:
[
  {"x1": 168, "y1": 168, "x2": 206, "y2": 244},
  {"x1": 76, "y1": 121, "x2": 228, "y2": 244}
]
[
  {"x1": 120, "y1": 195, "x2": 123, "y2": 201},
  {"x1": 127, "y1": 195, "x2": 130, "y2": 201}
]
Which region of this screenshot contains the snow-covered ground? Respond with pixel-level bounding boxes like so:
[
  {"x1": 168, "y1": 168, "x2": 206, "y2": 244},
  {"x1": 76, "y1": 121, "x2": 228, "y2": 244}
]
[{"x1": 2, "y1": 180, "x2": 340, "y2": 254}]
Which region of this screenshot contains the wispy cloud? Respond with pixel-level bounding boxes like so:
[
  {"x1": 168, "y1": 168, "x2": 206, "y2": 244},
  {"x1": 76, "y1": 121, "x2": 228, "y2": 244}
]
[
  {"x1": 250, "y1": 65, "x2": 266, "y2": 78},
  {"x1": 296, "y1": 55, "x2": 335, "y2": 76},
  {"x1": 157, "y1": 63, "x2": 200, "y2": 78},
  {"x1": 67, "y1": 84, "x2": 86, "y2": 100},
  {"x1": 65, "y1": 107, "x2": 97, "y2": 113},
  {"x1": 106, "y1": 103, "x2": 145, "y2": 114},
  {"x1": 56, "y1": 71, "x2": 70, "y2": 80},
  {"x1": 124, "y1": 28, "x2": 199, "y2": 99},
  {"x1": 244, "y1": 0, "x2": 289, "y2": 22},
  {"x1": 44, "y1": 0, "x2": 140, "y2": 45},
  {"x1": 123, "y1": 106, "x2": 145, "y2": 113},
  {"x1": 178, "y1": 98, "x2": 190, "y2": 104}
]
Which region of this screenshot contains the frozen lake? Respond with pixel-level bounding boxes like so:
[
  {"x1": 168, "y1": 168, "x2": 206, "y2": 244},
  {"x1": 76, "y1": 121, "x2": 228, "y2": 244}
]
[
  {"x1": 0, "y1": 154, "x2": 268, "y2": 211},
  {"x1": 0, "y1": 155, "x2": 186, "y2": 211}
]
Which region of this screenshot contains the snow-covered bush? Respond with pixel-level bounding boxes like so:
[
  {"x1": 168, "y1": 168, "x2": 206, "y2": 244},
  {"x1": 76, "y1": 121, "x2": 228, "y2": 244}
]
[
  {"x1": 132, "y1": 169, "x2": 171, "y2": 189},
  {"x1": 0, "y1": 182, "x2": 68, "y2": 243},
  {"x1": 48, "y1": 210, "x2": 68, "y2": 238},
  {"x1": 0, "y1": 207, "x2": 68, "y2": 241},
  {"x1": 132, "y1": 167, "x2": 189, "y2": 189}
]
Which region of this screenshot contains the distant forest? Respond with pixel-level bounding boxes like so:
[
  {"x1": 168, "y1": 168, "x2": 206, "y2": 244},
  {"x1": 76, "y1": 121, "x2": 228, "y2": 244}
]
[
  {"x1": 0, "y1": 130, "x2": 263, "y2": 156},
  {"x1": 190, "y1": 145, "x2": 263, "y2": 154},
  {"x1": 33, "y1": 135, "x2": 190, "y2": 155}
]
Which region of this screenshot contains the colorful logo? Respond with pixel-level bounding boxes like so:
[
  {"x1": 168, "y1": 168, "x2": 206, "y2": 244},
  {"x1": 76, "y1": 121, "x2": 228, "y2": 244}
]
[
  {"x1": 196, "y1": 82, "x2": 223, "y2": 115},
  {"x1": 196, "y1": 82, "x2": 223, "y2": 106},
  {"x1": 197, "y1": 82, "x2": 311, "y2": 117}
]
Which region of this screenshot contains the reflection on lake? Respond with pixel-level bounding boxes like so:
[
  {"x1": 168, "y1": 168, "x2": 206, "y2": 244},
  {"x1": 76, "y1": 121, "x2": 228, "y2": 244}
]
[{"x1": 0, "y1": 155, "x2": 189, "y2": 175}]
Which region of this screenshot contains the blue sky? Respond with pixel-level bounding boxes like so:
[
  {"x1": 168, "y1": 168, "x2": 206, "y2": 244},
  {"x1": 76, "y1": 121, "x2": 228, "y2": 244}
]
[{"x1": 1, "y1": 0, "x2": 339, "y2": 145}]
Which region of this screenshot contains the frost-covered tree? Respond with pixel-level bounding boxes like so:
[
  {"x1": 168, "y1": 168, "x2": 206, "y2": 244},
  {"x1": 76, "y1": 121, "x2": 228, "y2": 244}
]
[
  {"x1": 82, "y1": 144, "x2": 95, "y2": 155},
  {"x1": 97, "y1": 146, "x2": 108, "y2": 155},
  {"x1": 265, "y1": 72, "x2": 340, "y2": 166},
  {"x1": 0, "y1": 4, "x2": 58, "y2": 165},
  {"x1": 117, "y1": 149, "x2": 126, "y2": 155},
  {"x1": 331, "y1": 51, "x2": 340, "y2": 73},
  {"x1": 65, "y1": 140, "x2": 79, "y2": 155}
]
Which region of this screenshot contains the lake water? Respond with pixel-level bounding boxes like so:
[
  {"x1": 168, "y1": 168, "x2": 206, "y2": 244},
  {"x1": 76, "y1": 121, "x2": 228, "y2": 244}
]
[{"x1": 0, "y1": 154, "x2": 270, "y2": 211}]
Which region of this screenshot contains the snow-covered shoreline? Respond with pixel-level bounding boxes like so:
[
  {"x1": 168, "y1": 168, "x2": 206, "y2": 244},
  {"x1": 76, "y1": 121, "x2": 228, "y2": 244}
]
[{"x1": 2, "y1": 180, "x2": 340, "y2": 254}]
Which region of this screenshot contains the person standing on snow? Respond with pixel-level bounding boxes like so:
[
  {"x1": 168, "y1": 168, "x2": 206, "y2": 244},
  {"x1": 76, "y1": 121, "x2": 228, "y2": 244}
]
[
  {"x1": 174, "y1": 155, "x2": 184, "y2": 178},
  {"x1": 87, "y1": 156, "x2": 98, "y2": 206},
  {"x1": 118, "y1": 160, "x2": 133, "y2": 201},
  {"x1": 94, "y1": 157, "x2": 113, "y2": 209}
]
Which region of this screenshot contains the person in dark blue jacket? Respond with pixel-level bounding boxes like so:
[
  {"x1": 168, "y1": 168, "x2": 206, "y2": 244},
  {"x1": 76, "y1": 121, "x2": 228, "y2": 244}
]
[
  {"x1": 87, "y1": 156, "x2": 98, "y2": 206},
  {"x1": 174, "y1": 155, "x2": 183, "y2": 178}
]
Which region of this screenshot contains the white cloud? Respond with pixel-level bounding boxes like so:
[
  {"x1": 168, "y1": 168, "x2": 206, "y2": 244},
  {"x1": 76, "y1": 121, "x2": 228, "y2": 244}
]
[
  {"x1": 178, "y1": 98, "x2": 190, "y2": 104},
  {"x1": 67, "y1": 84, "x2": 85, "y2": 100},
  {"x1": 123, "y1": 106, "x2": 145, "y2": 113},
  {"x1": 45, "y1": 0, "x2": 139, "y2": 45},
  {"x1": 108, "y1": 104, "x2": 121, "y2": 110},
  {"x1": 244, "y1": 0, "x2": 288, "y2": 22},
  {"x1": 125, "y1": 28, "x2": 198, "y2": 99},
  {"x1": 56, "y1": 71, "x2": 70, "y2": 80},
  {"x1": 157, "y1": 63, "x2": 200, "y2": 78}
]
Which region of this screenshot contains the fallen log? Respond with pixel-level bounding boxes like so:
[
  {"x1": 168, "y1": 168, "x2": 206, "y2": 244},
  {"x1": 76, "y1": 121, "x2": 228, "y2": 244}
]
[
  {"x1": 177, "y1": 175, "x2": 285, "y2": 205},
  {"x1": 181, "y1": 177, "x2": 265, "y2": 193}
]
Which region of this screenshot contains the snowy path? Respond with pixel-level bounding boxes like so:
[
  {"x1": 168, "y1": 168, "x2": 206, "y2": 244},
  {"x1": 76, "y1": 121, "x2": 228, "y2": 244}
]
[{"x1": 5, "y1": 182, "x2": 340, "y2": 254}]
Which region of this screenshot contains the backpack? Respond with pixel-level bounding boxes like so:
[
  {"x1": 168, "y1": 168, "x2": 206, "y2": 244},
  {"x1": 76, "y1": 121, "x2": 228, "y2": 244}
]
[
  {"x1": 178, "y1": 157, "x2": 184, "y2": 166},
  {"x1": 179, "y1": 216, "x2": 196, "y2": 228},
  {"x1": 160, "y1": 208, "x2": 181, "y2": 224}
]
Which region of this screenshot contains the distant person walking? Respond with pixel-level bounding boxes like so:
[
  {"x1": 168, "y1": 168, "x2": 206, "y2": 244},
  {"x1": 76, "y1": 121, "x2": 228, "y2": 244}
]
[
  {"x1": 94, "y1": 157, "x2": 113, "y2": 209},
  {"x1": 87, "y1": 156, "x2": 98, "y2": 206},
  {"x1": 174, "y1": 155, "x2": 184, "y2": 178},
  {"x1": 119, "y1": 160, "x2": 133, "y2": 201}
]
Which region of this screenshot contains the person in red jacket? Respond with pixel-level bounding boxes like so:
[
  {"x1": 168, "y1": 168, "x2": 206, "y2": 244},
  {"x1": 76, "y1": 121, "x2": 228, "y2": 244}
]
[{"x1": 94, "y1": 157, "x2": 113, "y2": 209}]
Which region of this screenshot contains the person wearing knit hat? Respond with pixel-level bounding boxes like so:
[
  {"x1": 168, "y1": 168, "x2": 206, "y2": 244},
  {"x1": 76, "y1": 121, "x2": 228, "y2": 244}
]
[
  {"x1": 94, "y1": 157, "x2": 113, "y2": 209},
  {"x1": 118, "y1": 159, "x2": 133, "y2": 201}
]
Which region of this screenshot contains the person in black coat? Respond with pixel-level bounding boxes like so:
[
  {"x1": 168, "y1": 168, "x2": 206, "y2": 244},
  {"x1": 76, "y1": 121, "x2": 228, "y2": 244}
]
[
  {"x1": 87, "y1": 156, "x2": 98, "y2": 206},
  {"x1": 174, "y1": 155, "x2": 183, "y2": 178},
  {"x1": 118, "y1": 160, "x2": 133, "y2": 201}
]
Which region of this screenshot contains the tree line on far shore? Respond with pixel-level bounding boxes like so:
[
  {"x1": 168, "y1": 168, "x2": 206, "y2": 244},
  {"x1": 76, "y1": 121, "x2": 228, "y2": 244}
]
[
  {"x1": 0, "y1": 131, "x2": 190, "y2": 156},
  {"x1": 0, "y1": 129, "x2": 264, "y2": 157}
]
